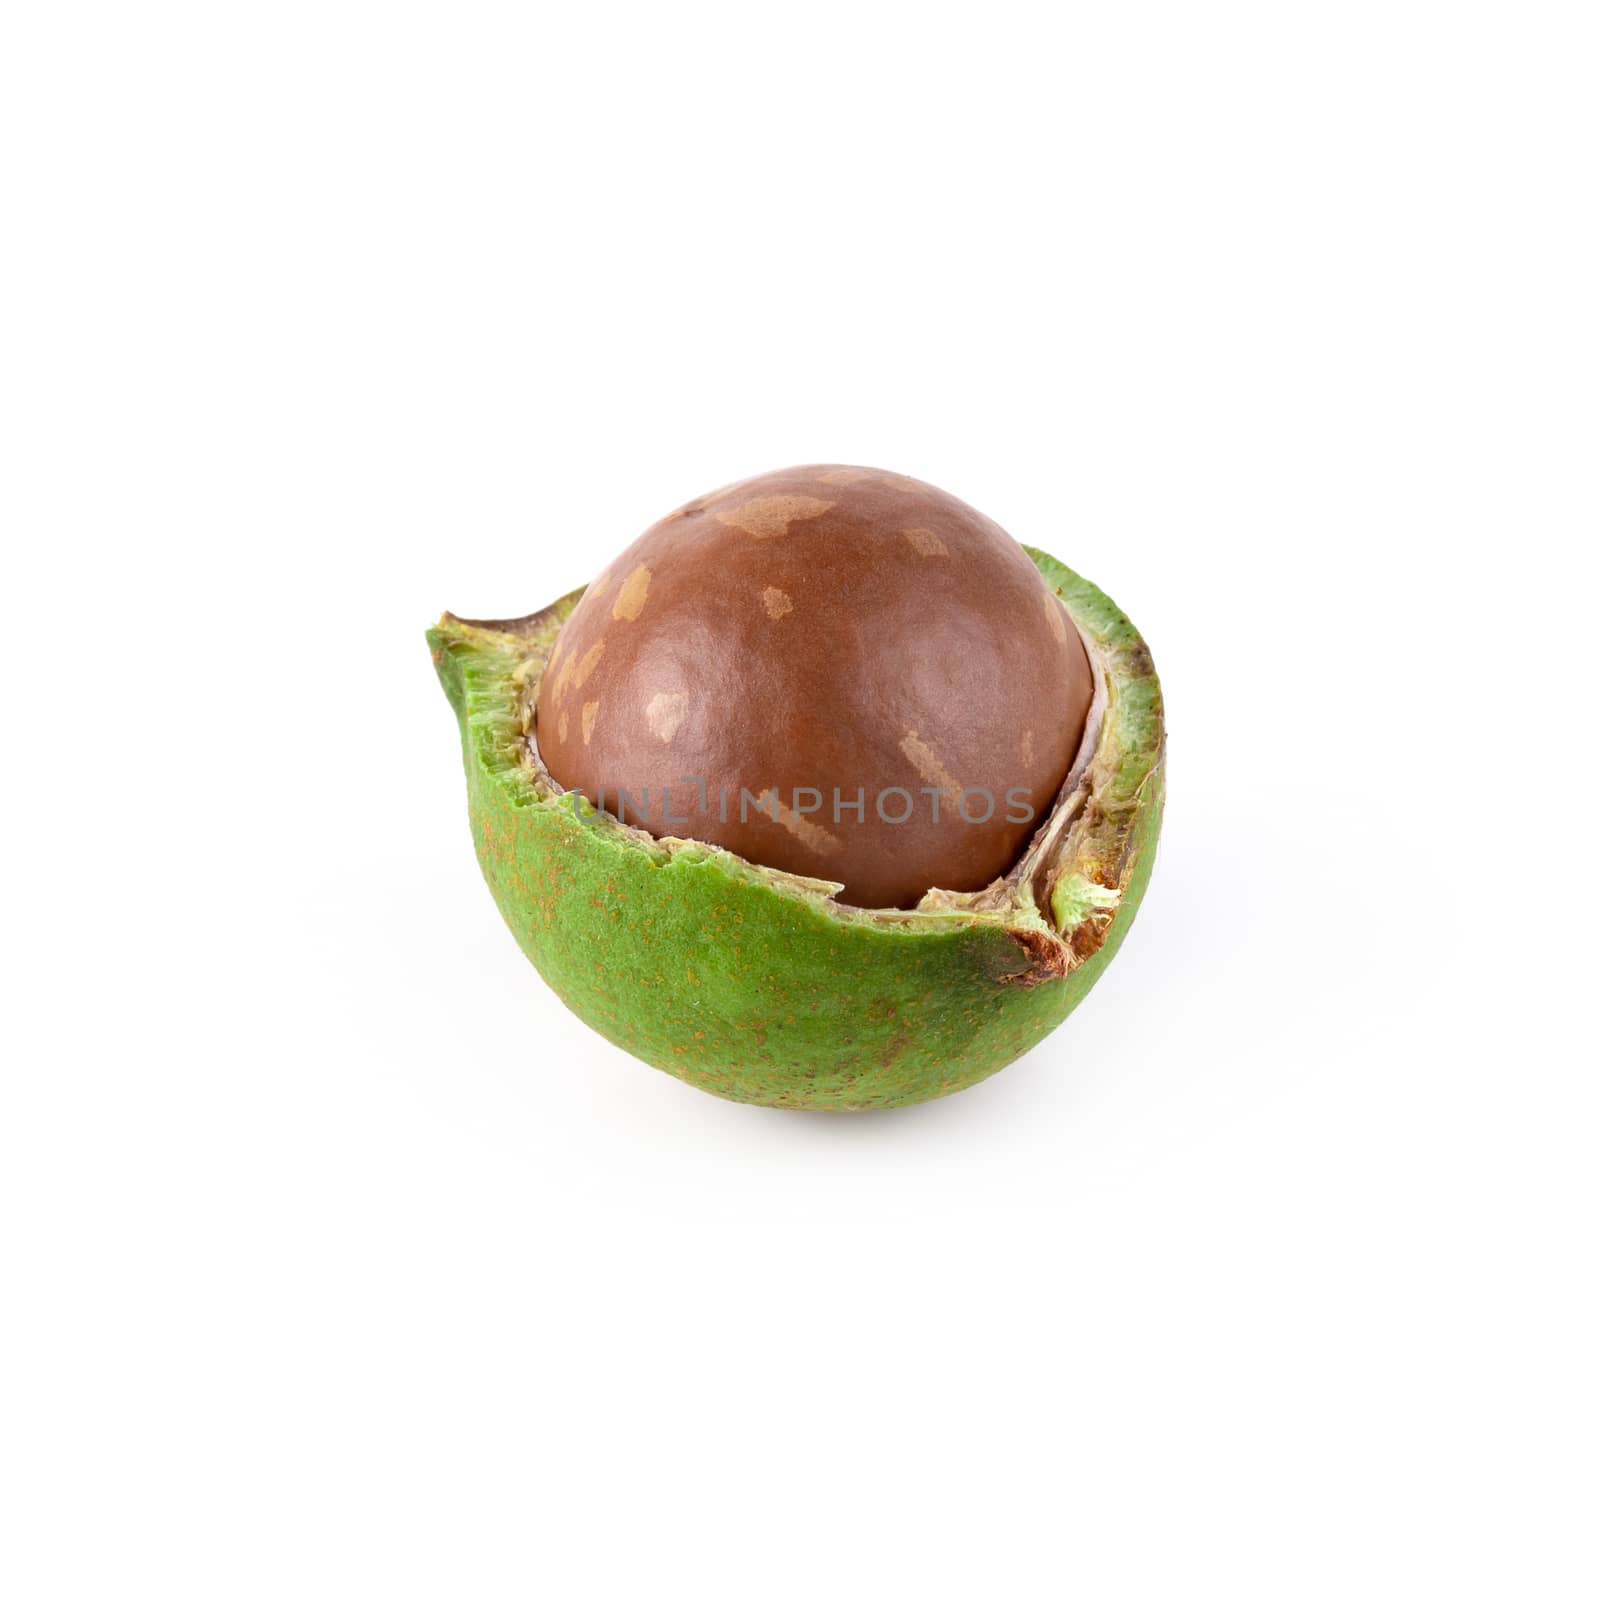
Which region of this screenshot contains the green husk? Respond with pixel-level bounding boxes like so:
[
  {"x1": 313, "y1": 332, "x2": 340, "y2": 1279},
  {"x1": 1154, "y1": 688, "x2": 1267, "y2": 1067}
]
[{"x1": 429, "y1": 548, "x2": 1164, "y2": 1110}]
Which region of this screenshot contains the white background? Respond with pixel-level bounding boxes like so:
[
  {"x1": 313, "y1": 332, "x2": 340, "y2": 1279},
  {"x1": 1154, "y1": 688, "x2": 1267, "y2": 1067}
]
[{"x1": 4, "y1": 3, "x2": 1596, "y2": 1595}]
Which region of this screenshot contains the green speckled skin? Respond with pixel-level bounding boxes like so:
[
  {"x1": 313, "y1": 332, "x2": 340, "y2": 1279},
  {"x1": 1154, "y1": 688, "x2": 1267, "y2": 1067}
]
[{"x1": 429, "y1": 549, "x2": 1164, "y2": 1110}]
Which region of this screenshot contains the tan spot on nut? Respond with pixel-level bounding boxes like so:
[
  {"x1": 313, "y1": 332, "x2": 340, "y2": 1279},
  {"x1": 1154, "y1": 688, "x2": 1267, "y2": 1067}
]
[
  {"x1": 612, "y1": 565, "x2": 652, "y2": 622},
  {"x1": 1021, "y1": 728, "x2": 1035, "y2": 767},
  {"x1": 878, "y1": 473, "x2": 930, "y2": 496},
  {"x1": 762, "y1": 586, "x2": 794, "y2": 620},
  {"x1": 553, "y1": 639, "x2": 605, "y2": 705},
  {"x1": 572, "y1": 639, "x2": 605, "y2": 690},
  {"x1": 756, "y1": 789, "x2": 843, "y2": 859},
  {"x1": 899, "y1": 730, "x2": 962, "y2": 803},
  {"x1": 582, "y1": 700, "x2": 599, "y2": 745},
  {"x1": 645, "y1": 691, "x2": 688, "y2": 744},
  {"x1": 817, "y1": 467, "x2": 872, "y2": 486},
  {"x1": 902, "y1": 526, "x2": 948, "y2": 558},
  {"x1": 716, "y1": 494, "x2": 834, "y2": 540},
  {"x1": 558, "y1": 709, "x2": 570, "y2": 744}
]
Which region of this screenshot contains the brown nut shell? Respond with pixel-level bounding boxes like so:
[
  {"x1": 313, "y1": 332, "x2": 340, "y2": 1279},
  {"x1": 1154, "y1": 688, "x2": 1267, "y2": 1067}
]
[{"x1": 533, "y1": 465, "x2": 1094, "y2": 910}]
